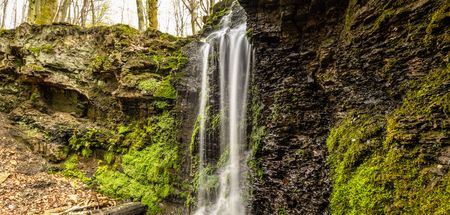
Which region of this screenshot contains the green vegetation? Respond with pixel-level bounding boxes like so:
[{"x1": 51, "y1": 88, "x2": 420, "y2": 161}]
[
  {"x1": 248, "y1": 87, "x2": 266, "y2": 179},
  {"x1": 28, "y1": 44, "x2": 54, "y2": 55},
  {"x1": 138, "y1": 78, "x2": 160, "y2": 93},
  {"x1": 91, "y1": 55, "x2": 113, "y2": 71},
  {"x1": 95, "y1": 111, "x2": 180, "y2": 214},
  {"x1": 424, "y1": 1, "x2": 450, "y2": 45},
  {"x1": 328, "y1": 66, "x2": 450, "y2": 214},
  {"x1": 153, "y1": 76, "x2": 177, "y2": 99},
  {"x1": 61, "y1": 155, "x2": 92, "y2": 184}
]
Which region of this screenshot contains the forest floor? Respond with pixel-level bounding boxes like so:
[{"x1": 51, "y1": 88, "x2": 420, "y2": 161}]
[{"x1": 0, "y1": 113, "x2": 116, "y2": 214}]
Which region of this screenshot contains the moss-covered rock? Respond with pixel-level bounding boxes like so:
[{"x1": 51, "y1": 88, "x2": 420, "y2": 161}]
[{"x1": 328, "y1": 65, "x2": 450, "y2": 214}]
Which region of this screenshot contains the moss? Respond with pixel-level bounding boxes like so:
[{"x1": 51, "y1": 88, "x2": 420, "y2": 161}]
[
  {"x1": 153, "y1": 100, "x2": 169, "y2": 109},
  {"x1": 28, "y1": 44, "x2": 54, "y2": 55},
  {"x1": 210, "y1": 112, "x2": 221, "y2": 131},
  {"x1": 277, "y1": 208, "x2": 287, "y2": 215},
  {"x1": 190, "y1": 115, "x2": 201, "y2": 155},
  {"x1": 62, "y1": 155, "x2": 92, "y2": 184},
  {"x1": 153, "y1": 76, "x2": 177, "y2": 99},
  {"x1": 94, "y1": 111, "x2": 181, "y2": 214},
  {"x1": 138, "y1": 78, "x2": 160, "y2": 93},
  {"x1": 91, "y1": 55, "x2": 113, "y2": 71},
  {"x1": 137, "y1": 76, "x2": 176, "y2": 99},
  {"x1": 248, "y1": 87, "x2": 266, "y2": 180},
  {"x1": 424, "y1": 1, "x2": 450, "y2": 45},
  {"x1": 69, "y1": 128, "x2": 112, "y2": 158},
  {"x1": 342, "y1": 0, "x2": 358, "y2": 43},
  {"x1": 23, "y1": 63, "x2": 45, "y2": 72},
  {"x1": 328, "y1": 65, "x2": 450, "y2": 214},
  {"x1": 0, "y1": 29, "x2": 9, "y2": 37},
  {"x1": 204, "y1": 7, "x2": 231, "y2": 31},
  {"x1": 371, "y1": 8, "x2": 395, "y2": 33}
]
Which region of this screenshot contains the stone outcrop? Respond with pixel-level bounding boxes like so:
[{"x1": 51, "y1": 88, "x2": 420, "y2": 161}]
[
  {"x1": 0, "y1": 23, "x2": 192, "y2": 213},
  {"x1": 241, "y1": 0, "x2": 449, "y2": 214}
]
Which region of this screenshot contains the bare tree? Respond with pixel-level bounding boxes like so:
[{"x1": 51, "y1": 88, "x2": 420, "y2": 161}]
[
  {"x1": 1, "y1": 0, "x2": 9, "y2": 28},
  {"x1": 172, "y1": 0, "x2": 187, "y2": 36},
  {"x1": 55, "y1": 0, "x2": 71, "y2": 22},
  {"x1": 136, "y1": 0, "x2": 145, "y2": 31},
  {"x1": 180, "y1": 0, "x2": 200, "y2": 34},
  {"x1": 13, "y1": 0, "x2": 17, "y2": 27},
  {"x1": 80, "y1": 0, "x2": 89, "y2": 26}
]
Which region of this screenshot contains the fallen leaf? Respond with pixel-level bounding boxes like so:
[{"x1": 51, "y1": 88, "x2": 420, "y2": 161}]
[{"x1": 0, "y1": 172, "x2": 10, "y2": 184}]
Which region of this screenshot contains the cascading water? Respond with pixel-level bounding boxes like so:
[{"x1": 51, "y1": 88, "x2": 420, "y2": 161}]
[{"x1": 194, "y1": 7, "x2": 251, "y2": 215}]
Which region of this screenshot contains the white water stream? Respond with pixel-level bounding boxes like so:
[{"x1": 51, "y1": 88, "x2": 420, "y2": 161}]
[{"x1": 195, "y1": 12, "x2": 251, "y2": 215}]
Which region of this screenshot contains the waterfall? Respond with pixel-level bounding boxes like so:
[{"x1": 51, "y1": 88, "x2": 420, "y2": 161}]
[{"x1": 195, "y1": 8, "x2": 251, "y2": 215}]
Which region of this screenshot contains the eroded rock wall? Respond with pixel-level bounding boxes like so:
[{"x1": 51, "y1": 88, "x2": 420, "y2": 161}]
[
  {"x1": 241, "y1": 0, "x2": 449, "y2": 214},
  {"x1": 0, "y1": 23, "x2": 195, "y2": 213}
]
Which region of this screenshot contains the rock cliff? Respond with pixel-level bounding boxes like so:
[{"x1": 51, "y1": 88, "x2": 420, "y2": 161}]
[
  {"x1": 241, "y1": 0, "x2": 449, "y2": 214},
  {"x1": 0, "y1": 23, "x2": 193, "y2": 213}
]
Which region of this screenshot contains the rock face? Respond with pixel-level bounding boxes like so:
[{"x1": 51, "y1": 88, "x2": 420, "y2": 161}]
[
  {"x1": 0, "y1": 23, "x2": 193, "y2": 213},
  {"x1": 241, "y1": 0, "x2": 449, "y2": 214}
]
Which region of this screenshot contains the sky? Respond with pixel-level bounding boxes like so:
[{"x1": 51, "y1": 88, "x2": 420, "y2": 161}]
[{"x1": 3, "y1": 0, "x2": 182, "y2": 35}]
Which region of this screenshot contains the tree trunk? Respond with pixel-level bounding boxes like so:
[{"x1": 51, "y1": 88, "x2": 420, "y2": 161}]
[
  {"x1": 146, "y1": 0, "x2": 158, "y2": 29},
  {"x1": 1, "y1": 0, "x2": 9, "y2": 28},
  {"x1": 209, "y1": 0, "x2": 215, "y2": 14},
  {"x1": 28, "y1": 0, "x2": 57, "y2": 24},
  {"x1": 136, "y1": 0, "x2": 145, "y2": 31},
  {"x1": 90, "y1": 0, "x2": 95, "y2": 25},
  {"x1": 80, "y1": 0, "x2": 89, "y2": 27},
  {"x1": 57, "y1": 0, "x2": 71, "y2": 22},
  {"x1": 190, "y1": 3, "x2": 198, "y2": 35},
  {"x1": 27, "y1": 0, "x2": 36, "y2": 23}
]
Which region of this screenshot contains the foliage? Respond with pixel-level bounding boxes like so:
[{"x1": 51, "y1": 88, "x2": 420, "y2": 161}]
[
  {"x1": 138, "y1": 78, "x2": 160, "y2": 93},
  {"x1": 153, "y1": 76, "x2": 177, "y2": 99},
  {"x1": 94, "y1": 111, "x2": 180, "y2": 213},
  {"x1": 61, "y1": 155, "x2": 92, "y2": 184}
]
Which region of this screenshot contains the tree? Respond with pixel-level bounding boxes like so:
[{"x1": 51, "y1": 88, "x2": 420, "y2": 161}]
[
  {"x1": 80, "y1": 0, "x2": 89, "y2": 26},
  {"x1": 179, "y1": 0, "x2": 216, "y2": 35},
  {"x1": 180, "y1": 0, "x2": 199, "y2": 35},
  {"x1": 146, "y1": 0, "x2": 158, "y2": 29},
  {"x1": 56, "y1": 0, "x2": 72, "y2": 22},
  {"x1": 172, "y1": 0, "x2": 187, "y2": 36},
  {"x1": 136, "y1": 0, "x2": 145, "y2": 31},
  {"x1": 28, "y1": 0, "x2": 58, "y2": 25},
  {"x1": 1, "y1": 0, "x2": 9, "y2": 28}
]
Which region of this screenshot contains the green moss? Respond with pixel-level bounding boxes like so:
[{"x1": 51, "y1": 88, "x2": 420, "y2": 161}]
[
  {"x1": 424, "y1": 1, "x2": 450, "y2": 45},
  {"x1": 62, "y1": 155, "x2": 92, "y2": 184},
  {"x1": 137, "y1": 76, "x2": 176, "y2": 99},
  {"x1": 138, "y1": 78, "x2": 160, "y2": 93},
  {"x1": 150, "y1": 48, "x2": 187, "y2": 74},
  {"x1": 277, "y1": 208, "x2": 287, "y2": 215},
  {"x1": 95, "y1": 111, "x2": 180, "y2": 214},
  {"x1": 190, "y1": 115, "x2": 201, "y2": 155},
  {"x1": 342, "y1": 0, "x2": 358, "y2": 43},
  {"x1": 0, "y1": 29, "x2": 9, "y2": 37},
  {"x1": 28, "y1": 44, "x2": 54, "y2": 55},
  {"x1": 153, "y1": 76, "x2": 177, "y2": 99},
  {"x1": 210, "y1": 112, "x2": 221, "y2": 131},
  {"x1": 91, "y1": 55, "x2": 113, "y2": 71},
  {"x1": 153, "y1": 100, "x2": 169, "y2": 109},
  {"x1": 371, "y1": 8, "x2": 395, "y2": 33},
  {"x1": 69, "y1": 128, "x2": 112, "y2": 158},
  {"x1": 23, "y1": 63, "x2": 45, "y2": 72},
  {"x1": 111, "y1": 24, "x2": 140, "y2": 35},
  {"x1": 328, "y1": 66, "x2": 450, "y2": 214},
  {"x1": 248, "y1": 87, "x2": 266, "y2": 180}
]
